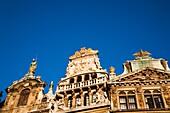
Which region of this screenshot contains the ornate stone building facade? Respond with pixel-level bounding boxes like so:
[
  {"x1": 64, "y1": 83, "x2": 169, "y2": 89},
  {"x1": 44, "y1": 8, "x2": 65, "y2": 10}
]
[{"x1": 0, "y1": 48, "x2": 170, "y2": 113}]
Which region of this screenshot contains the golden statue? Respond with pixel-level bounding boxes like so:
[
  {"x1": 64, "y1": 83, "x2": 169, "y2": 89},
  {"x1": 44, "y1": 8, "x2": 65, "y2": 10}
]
[
  {"x1": 28, "y1": 59, "x2": 37, "y2": 76},
  {"x1": 133, "y1": 49, "x2": 151, "y2": 59}
]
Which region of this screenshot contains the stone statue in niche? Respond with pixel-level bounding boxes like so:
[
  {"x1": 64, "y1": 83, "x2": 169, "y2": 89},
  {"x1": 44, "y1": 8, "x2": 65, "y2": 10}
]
[
  {"x1": 125, "y1": 61, "x2": 131, "y2": 73},
  {"x1": 112, "y1": 95, "x2": 117, "y2": 108},
  {"x1": 58, "y1": 98, "x2": 64, "y2": 109},
  {"x1": 66, "y1": 61, "x2": 76, "y2": 76},
  {"x1": 161, "y1": 59, "x2": 167, "y2": 71},
  {"x1": 162, "y1": 85, "x2": 170, "y2": 106},
  {"x1": 96, "y1": 88, "x2": 108, "y2": 103},
  {"x1": 95, "y1": 57, "x2": 102, "y2": 69}
]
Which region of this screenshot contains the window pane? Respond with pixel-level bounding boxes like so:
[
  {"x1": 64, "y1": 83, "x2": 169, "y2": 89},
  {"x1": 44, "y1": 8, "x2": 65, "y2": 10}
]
[
  {"x1": 68, "y1": 96, "x2": 72, "y2": 108},
  {"x1": 120, "y1": 97, "x2": 126, "y2": 103},
  {"x1": 129, "y1": 104, "x2": 136, "y2": 109},
  {"x1": 128, "y1": 96, "x2": 136, "y2": 109},
  {"x1": 128, "y1": 97, "x2": 135, "y2": 103},
  {"x1": 145, "y1": 95, "x2": 154, "y2": 108},
  {"x1": 92, "y1": 92, "x2": 97, "y2": 103},
  {"x1": 84, "y1": 94, "x2": 89, "y2": 106},
  {"x1": 120, "y1": 104, "x2": 127, "y2": 109},
  {"x1": 154, "y1": 95, "x2": 164, "y2": 108}
]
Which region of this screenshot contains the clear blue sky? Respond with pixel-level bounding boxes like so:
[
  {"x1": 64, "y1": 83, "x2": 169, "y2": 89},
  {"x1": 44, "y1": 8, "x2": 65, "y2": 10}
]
[{"x1": 0, "y1": 0, "x2": 170, "y2": 100}]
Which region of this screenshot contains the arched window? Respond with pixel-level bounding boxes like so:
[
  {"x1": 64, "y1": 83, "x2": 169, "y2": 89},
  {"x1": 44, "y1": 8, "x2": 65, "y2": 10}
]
[
  {"x1": 17, "y1": 89, "x2": 30, "y2": 106},
  {"x1": 92, "y1": 92, "x2": 97, "y2": 103},
  {"x1": 85, "y1": 74, "x2": 89, "y2": 81},
  {"x1": 70, "y1": 78, "x2": 74, "y2": 84},
  {"x1": 76, "y1": 95, "x2": 81, "y2": 107},
  {"x1": 84, "y1": 93, "x2": 89, "y2": 106},
  {"x1": 77, "y1": 76, "x2": 82, "y2": 82},
  {"x1": 68, "y1": 96, "x2": 72, "y2": 108},
  {"x1": 91, "y1": 73, "x2": 97, "y2": 79},
  {"x1": 42, "y1": 97, "x2": 47, "y2": 103}
]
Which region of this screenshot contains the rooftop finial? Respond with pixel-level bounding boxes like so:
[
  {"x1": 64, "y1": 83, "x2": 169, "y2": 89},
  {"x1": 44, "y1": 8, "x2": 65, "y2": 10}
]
[
  {"x1": 49, "y1": 81, "x2": 54, "y2": 90},
  {"x1": 47, "y1": 81, "x2": 54, "y2": 95},
  {"x1": 109, "y1": 66, "x2": 115, "y2": 73}
]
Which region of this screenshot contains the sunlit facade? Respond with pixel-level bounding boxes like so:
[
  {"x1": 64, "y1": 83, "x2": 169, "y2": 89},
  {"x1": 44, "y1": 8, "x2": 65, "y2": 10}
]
[{"x1": 0, "y1": 48, "x2": 170, "y2": 113}]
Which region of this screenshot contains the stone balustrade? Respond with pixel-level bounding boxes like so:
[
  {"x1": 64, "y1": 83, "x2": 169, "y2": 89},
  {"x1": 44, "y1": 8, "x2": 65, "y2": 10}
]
[{"x1": 57, "y1": 77, "x2": 107, "y2": 91}]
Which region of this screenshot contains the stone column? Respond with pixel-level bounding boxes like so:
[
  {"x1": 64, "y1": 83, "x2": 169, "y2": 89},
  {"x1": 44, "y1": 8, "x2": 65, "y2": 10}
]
[
  {"x1": 74, "y1": 77, "x2": 77, "y2": 83},
  {"x1": 81, "y1": 91, "x2": 84, "y2": 106},
  {"x1": 72, "y1": 91, "x2": 76, "y2": 108},
  {"x1": 88, "y1": 88, "x2": 92, "y2": 105},
  {"x1": 111, "y1": 86, "x2": 118, "y2": 110},
  {"x1": 82, "y1": 75, "x2": 85, "y2": 82},
  {"x1": 89, "y1": 73, "x2": 92, "y2": 80},
  {"x1": 64, "y1": 92, "x2": 68, "y2": 107},
  {"x1": 136, "y1": 86, "x2": 144, "y2": 109}
]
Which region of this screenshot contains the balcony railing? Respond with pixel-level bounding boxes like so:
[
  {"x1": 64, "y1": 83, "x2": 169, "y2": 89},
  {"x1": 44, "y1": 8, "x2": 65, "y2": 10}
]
[{"x1": 57, "y1": 77, "x2": 107, "y2": 91}]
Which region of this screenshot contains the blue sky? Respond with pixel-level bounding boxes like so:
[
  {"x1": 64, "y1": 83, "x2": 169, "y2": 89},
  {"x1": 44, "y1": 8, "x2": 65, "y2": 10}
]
[{"x1": 0, "y1": 0, "x2": 170, "y2": 100}]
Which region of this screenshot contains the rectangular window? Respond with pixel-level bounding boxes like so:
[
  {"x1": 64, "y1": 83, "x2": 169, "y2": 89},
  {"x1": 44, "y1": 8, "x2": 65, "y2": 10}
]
[
  {"x1": 128, "y1": 96, "x2": 136, "y2": 109},
  {"x1": 119, "y1": 96, "x2": 136, "y2": 109},
  {"x1": 145, "y1": 95, "x2": 164, "y2": 108},
  {"x1": 120, "y1": 96, "x2": 127, "y2": 109}
]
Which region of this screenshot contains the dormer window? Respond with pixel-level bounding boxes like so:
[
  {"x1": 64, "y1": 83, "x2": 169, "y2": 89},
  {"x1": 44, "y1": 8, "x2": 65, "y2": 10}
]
[{"x1": 17, "y1": 89, "x2": 30, "y2": 106}]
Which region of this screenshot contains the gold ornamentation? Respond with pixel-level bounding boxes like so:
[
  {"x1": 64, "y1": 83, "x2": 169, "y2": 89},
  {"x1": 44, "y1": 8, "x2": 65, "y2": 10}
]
[
  {"x1": 109, "y1": 66, "x2": 115, "y2": 73},
  {"x1": 112, "y1": 95, "x2": 117, "y2": 108},
  {"x1": 133, "y1": 49, "x2": 151, "y2": 59},
  {"x1": 69, "y1": 47, "x2": 99, "y2": 60},
  {"x1": 138, "y1": 94, "x2": 144, "y2": 108}
]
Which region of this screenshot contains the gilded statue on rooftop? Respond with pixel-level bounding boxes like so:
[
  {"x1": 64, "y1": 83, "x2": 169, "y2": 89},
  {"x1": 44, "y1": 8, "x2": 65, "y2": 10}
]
[
  {"x1": 27, "y1": 59, "x2": 37, "y2": 76},
  {"x1": 133, "y1": 49, "x2": 151, "y2": 59}
]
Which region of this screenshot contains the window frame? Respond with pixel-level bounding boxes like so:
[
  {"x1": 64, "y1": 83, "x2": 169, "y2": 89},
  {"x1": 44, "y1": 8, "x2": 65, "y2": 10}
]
[
  {"x1": 144, "y1": 90, "x2": 164, "y2": 109},
  {"x1": 17, "y1": 89, "x2": 30, "y2": 106},
  {"x1": 119, "y1": 91, "x2": 137, "y2": 110}
]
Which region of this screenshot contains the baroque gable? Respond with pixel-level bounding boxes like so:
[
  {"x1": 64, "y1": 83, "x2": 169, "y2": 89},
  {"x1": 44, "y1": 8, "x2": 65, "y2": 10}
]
[
  {"x1": 115, "y1": 67, "x2": 170, "y2": 82},
  {"x1": 65, "y1": 47, "x2": 105, "y2": 77}
]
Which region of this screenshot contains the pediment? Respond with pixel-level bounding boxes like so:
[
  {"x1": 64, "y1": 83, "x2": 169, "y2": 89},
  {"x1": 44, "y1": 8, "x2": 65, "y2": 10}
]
[{"x1": 117, "y1": 67, "x2": 170, "y2": 82}]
